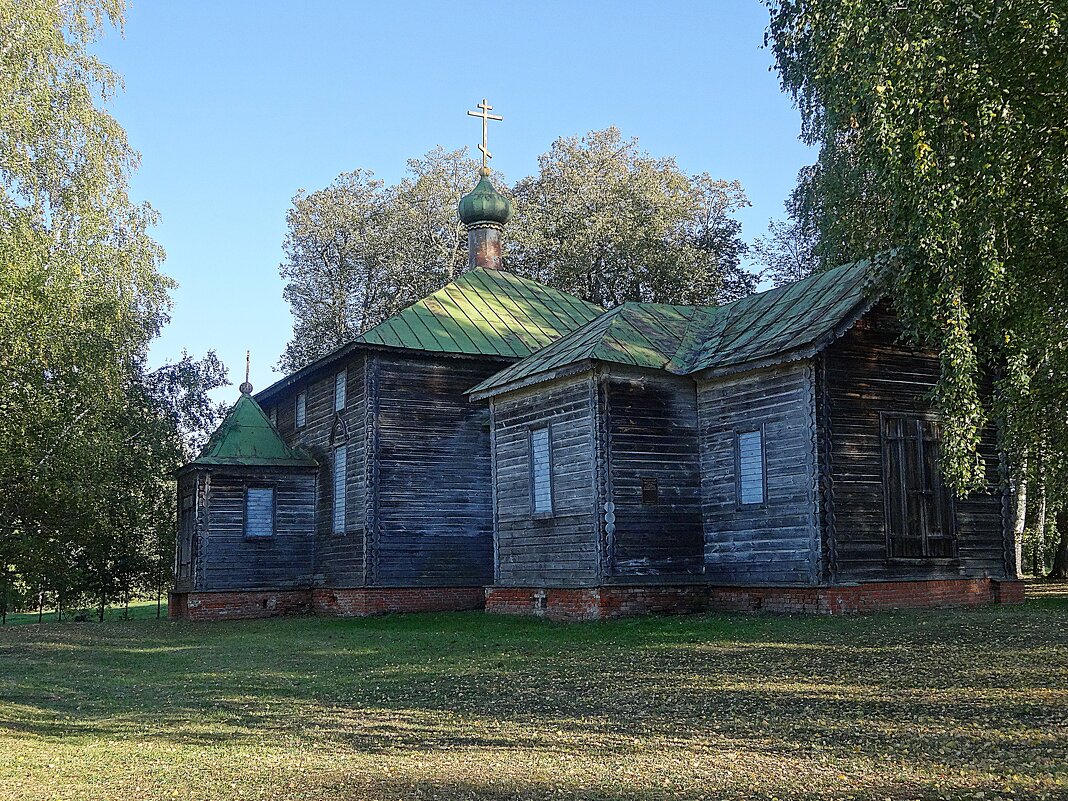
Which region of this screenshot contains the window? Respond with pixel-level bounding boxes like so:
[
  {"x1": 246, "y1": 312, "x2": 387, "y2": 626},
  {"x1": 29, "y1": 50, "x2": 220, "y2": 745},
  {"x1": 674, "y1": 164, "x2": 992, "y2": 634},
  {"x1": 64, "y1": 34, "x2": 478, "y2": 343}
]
[
  {"x1": 177, "y1": 493, "x2": 195, "y2": 578},
  {"x1": 268, "y1": 406, "x2": 277, "y2": 426},
  {"x1": 882, "y1": 416, "x2": 955, "y2": 559},
  {"x1": 295, "y1": 391, "x2": 307, "y2": 429},
  {"x1": 332, "y1": 444, "x2": 347, "y2": 534},
  {"x1": 640, "y1": 476, "x2": 659, "y2": 505},
  {"x1": 334, "y1": 370, "x2": 346, "y2": 411},
  {"x1": 736, "y1": 429, "x2": 765, "y2": 506},
  {"x1": 530, "y1": 427, "x2": 552, "y2": 514},
  {"x1": 245, "y1": 487, "x2": 274, "y2": 538}
]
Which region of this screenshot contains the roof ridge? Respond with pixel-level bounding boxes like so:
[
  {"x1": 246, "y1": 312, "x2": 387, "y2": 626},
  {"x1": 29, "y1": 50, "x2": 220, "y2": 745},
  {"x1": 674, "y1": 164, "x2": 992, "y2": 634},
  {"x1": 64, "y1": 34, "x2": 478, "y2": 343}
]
[{"x1": 470, "y1": 259, "x2": 878, "y2": 398}]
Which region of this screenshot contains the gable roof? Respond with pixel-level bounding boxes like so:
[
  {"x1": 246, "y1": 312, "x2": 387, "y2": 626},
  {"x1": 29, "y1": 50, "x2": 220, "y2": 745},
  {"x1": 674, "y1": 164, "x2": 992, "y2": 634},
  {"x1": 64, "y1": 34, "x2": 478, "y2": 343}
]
[
  {"x1": 466, "y1": 302, "x2": 697, "y2": 396},
  {"x1": 358, "y1": 268, "x2": 604, "y2": 358},
  {"x1": 255, "y1": 269, "x2": 603, "y2": 404},
  {"x1": 468, "y1": 260, "x2": 877, "y2": 398},
  {"x1": 185, "y1": 394, "x2": 318, "y2": 470},
  {"x1": 672, "y1": 259, "x2": 874, "y2": 374}
]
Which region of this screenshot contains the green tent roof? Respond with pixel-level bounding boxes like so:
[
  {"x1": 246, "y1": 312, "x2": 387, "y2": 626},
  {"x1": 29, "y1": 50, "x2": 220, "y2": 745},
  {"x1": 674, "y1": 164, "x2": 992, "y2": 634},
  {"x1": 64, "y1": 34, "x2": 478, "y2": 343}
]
[
  {"x1": 469, "y1": 260, "x2": 877, "y2": 397},
  {"x1": 357, "y1": 268, "x2": 604, "y2": 358},
  {"x1": 187, "y1": 393, "x2": 318, "y2": 469}
]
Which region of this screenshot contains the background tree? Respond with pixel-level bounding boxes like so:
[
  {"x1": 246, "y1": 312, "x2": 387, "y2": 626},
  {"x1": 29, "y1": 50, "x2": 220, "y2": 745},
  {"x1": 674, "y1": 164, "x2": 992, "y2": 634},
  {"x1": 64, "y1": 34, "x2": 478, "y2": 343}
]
[
  {"x1": 508, "y1": 127, "x2": 752, "y2": 306},
  {"x1": 278, "y1": 170, "x2": 391, "y2": 372},
  {"x1": 765, "y1": 1, "x2": 1068, "y2": 578},
  {"x1": 279, "y1": 131, "x2": 754, "y2": 371},
  {"x1": 278, "y1": 148, "x2": 480, "y2": 372},
  {"x1": 0, "y1": 0, "x2": 227, "y2": 618},
  {"x1": 751, "y1": 167, "x2": 822, "y2": 287}
]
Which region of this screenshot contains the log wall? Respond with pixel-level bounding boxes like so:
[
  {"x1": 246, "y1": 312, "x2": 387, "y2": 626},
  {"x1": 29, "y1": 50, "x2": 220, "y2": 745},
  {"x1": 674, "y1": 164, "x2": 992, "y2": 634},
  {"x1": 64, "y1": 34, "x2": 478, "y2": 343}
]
[
  {"x1": 492, "y1": 375, "x2": 602, "y2": 586},
  {"x1": 697, "y1": 362, "x2": 822, "y2": 585},
  {"x1": 818, "y1": 303, "x2": 1010, "y2": 582}
]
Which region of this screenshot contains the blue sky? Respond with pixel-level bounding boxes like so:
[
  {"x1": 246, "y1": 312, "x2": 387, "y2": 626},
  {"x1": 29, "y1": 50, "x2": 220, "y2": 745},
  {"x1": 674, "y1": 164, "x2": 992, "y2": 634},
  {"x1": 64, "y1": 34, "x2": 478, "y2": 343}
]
[{"x1": 94, "y1": 1, "x2": 813, "y2": 397}]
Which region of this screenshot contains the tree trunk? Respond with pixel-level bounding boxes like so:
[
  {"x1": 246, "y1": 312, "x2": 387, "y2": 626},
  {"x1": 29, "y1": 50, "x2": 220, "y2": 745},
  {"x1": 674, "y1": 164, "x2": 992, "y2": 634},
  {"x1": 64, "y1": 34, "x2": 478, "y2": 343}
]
[
  {"x1": 1013, "y1": 474, "x2": 1027, "y2": 579},
  {"x1": 1051, "y1": 509, "x2": 1068, "y2": 580},
  {"x1": 37, "y1": 590, "x2": 44, "y2": 623},
  {"x1": 1032, "y1": 483, "x2": 1047, "y2": 576},
  {"x1": 98, "y1": 590, "x2": 106, "y2": 623}
]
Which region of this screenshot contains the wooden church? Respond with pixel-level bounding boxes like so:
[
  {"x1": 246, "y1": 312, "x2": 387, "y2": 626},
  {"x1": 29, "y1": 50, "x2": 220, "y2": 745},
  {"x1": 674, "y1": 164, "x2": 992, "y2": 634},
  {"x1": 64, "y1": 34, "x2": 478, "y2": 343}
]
[{"x1": 170, "y1": 112, "x2": 1023, "y2": 621}]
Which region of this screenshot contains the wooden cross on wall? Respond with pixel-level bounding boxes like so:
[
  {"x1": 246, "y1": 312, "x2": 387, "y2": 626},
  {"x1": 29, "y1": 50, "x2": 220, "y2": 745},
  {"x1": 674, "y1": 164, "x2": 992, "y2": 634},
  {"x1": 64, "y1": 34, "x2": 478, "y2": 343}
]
[{"x1": 467, "y1": 98, "x2": 503, "y2": 171}]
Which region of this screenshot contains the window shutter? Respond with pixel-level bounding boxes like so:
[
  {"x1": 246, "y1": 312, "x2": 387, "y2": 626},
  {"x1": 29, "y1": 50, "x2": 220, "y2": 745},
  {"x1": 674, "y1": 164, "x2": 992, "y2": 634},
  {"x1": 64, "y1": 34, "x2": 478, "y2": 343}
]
[
  {"x1": 296, "y1": 391, "x2": 306, "y2": 428},
  {"x1": 245, "y1": 487, "x2": 274, "y2": 537},
  {"x1": 737, "y1": 430, "x2": 765, "y2": 505},
  {"x1": 333, "y1": 444, "x2": 347, "y2": 534},
  {"x1": 531, "y1": 427, "x2": 552, "y2": 514},
  {"x1": 882, "y1": 415, "x2": 955, "y2": 559},
  {"x1": 335, "y1": 371, "x2": 346, "y2": 411}
]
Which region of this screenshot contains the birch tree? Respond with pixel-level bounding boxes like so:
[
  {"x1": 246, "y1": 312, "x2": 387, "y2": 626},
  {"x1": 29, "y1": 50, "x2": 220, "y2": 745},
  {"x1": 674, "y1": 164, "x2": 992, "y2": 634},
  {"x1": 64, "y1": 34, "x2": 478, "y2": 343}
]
[{"x1": 766, "y1": 1, "x2": 1068, "y2": 573}]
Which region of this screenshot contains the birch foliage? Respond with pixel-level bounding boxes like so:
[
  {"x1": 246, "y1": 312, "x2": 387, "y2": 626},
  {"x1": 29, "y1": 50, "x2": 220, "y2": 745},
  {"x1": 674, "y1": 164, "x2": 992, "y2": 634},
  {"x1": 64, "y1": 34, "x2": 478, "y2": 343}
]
[{"x1": 766, "y1": 1, "x2": 1068, "y2": 503}]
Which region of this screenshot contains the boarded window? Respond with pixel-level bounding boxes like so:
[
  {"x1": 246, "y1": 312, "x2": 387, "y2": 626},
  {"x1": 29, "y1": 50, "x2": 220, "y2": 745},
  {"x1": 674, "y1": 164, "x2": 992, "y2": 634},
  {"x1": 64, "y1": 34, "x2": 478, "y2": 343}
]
[
  {"x1": 268, "y1": 406, "x2": 277, "y2": 426},
  {"x1": 882, "y1": 416, "x2": 955, "y2": 559},
  {"x1": 295, "y1": 391, "x2": 307, "y2": 428},
  {"x1": 177, "y1": 493, "x2": 195, "y2": 578},
  {"x1": 335, "y1": 370, "x2": 346, "y2": 411},
  {"x1": 736, "y1": 429, "x2": 765, "y2": 505},
  {"x1": 530, "y1": 427, "x2": 552, "y2": 514},
  {"x1": 245, "y1": 487, "x2": 274, "y2": 538},
  {"x1": 333, "y1": 444, "x2": 347, "y2": 534},
  {"x1": 640, "y1": 476, "x2": 659, "y2": 505}
]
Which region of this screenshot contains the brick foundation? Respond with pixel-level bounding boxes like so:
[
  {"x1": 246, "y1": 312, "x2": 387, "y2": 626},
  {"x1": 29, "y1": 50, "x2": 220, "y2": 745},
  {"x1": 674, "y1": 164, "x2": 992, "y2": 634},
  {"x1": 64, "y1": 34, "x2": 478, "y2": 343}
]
[
  {"x1": 311, "y1": 586, "x2": 485, "y2": 617},
  {"x1": 486, "y1": 578, "x2": 1027, "y2": 621},
  {"x1": 169, "y1": 590, "x2": 312, "y2": 621},
  {"x1": 169, "y1": 586, "x2": 485, "y2": 621}
]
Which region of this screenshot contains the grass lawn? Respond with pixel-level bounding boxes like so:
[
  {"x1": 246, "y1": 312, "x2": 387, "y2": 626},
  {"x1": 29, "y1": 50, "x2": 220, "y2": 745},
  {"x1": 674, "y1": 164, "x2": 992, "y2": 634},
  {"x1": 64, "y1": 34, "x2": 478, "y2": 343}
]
[{"x1": 1, "y1": 590, "x2": 1066, "y2": 801}]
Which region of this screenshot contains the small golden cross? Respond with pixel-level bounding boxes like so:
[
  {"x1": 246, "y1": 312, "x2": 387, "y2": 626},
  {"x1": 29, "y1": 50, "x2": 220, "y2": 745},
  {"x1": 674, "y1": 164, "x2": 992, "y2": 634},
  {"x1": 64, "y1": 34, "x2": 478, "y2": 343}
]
[{"x1": 467, "y1": 98, "x2": 503, "y2": 171}]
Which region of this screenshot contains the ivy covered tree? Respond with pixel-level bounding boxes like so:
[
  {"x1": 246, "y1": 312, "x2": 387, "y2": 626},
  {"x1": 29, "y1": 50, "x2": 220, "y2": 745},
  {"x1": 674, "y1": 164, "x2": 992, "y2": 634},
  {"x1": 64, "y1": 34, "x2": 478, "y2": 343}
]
[{"x1": 765, "y1": 1, "x2": 1068, "y2": 575}]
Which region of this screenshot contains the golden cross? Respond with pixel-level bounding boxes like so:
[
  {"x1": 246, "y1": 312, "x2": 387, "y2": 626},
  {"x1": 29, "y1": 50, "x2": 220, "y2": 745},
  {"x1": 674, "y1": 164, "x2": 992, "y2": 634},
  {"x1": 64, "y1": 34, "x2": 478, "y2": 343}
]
[{"x1": 467, "y1": 98, "x2": 503, "y2": 171}]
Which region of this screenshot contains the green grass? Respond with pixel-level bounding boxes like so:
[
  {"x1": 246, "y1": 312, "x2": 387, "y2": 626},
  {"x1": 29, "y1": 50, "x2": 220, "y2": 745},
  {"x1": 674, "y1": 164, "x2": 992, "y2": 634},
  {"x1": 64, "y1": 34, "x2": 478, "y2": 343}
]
[
  {"x1": 4, "y1": 598, "x2": 167, "y2": 625},
  {"x1": 1, "y1": 590, "x2": 1066, "y2": 801}
]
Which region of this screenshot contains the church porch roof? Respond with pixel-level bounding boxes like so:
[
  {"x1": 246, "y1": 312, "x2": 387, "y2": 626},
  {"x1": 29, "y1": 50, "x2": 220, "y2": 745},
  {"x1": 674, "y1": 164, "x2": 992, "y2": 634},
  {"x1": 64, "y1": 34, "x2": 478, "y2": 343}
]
[
  {"x1": 183, "y1": 393, "x2": 318, "y2": 471},
  {"x1": 468, "y1": 259, "x2": 878, "y2": 399}
]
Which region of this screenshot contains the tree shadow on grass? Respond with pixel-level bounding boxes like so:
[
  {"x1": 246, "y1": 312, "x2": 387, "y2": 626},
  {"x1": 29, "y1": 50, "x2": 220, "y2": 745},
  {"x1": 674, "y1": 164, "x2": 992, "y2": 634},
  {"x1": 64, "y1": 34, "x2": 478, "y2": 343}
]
[{"x1": 0, "y1": 601, "x2": 1065, "y2": 798}]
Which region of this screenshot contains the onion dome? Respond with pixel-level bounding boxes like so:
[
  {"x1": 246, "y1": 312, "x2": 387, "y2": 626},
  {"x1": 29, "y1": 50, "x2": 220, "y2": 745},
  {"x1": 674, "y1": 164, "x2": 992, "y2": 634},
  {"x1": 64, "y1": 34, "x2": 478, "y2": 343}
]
[{"x1": 458, "y1": 167, "x2": 512, "y2": 227}]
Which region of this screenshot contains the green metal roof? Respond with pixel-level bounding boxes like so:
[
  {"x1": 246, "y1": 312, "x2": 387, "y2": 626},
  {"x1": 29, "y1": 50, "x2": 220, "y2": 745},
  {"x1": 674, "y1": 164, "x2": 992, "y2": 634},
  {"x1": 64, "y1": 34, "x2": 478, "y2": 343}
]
[
  {"x1": 357, "y1": 268, "x2": 604, "y2": 358},
  {"x1": 467, "y1": 302, "x2": 697, "y2": 395},
  {"x1": 673, "y1": 259, "x2": 873, "y2": 373},
  {"x1": 469, "y1": 260, "x2": 876, "y2": 397},
  {"x1": 254, "y1": 269, "x2": 604, "y2": 405},
  {"x1": 187, "y1": 393, "x2": 318, "y2": 469}
]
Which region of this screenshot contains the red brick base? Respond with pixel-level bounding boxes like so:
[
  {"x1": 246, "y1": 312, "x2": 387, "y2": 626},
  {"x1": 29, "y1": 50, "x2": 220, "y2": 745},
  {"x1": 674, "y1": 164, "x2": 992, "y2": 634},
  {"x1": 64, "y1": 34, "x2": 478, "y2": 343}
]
[
  {"x1": 169, "y1": 586, "x2": 486, "y2": 621},
  {"x1": 169, "y1": 590, "x2": 312, "y2": 621},
  {"x1": 485, "y1": 579, "x2": 1027, "y2": 621},
  {"x1": 485, "y1": 585, "x2": 709, "y2": 622},
  {"x1": 311, "y1": 586, "x2": 485, "y2": 617}
]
